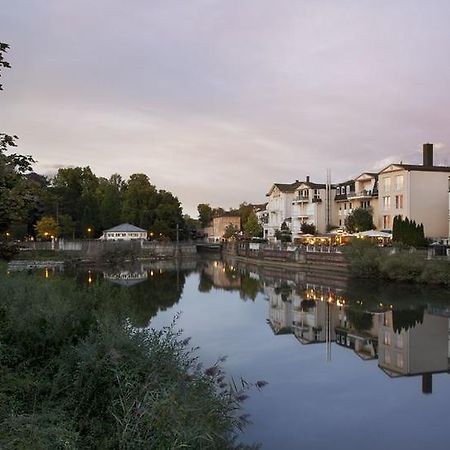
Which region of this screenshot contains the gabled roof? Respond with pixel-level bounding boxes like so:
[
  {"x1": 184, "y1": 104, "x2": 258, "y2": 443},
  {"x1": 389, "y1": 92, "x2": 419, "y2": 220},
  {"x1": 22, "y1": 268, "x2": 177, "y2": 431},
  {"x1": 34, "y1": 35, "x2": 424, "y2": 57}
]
[
  {"x1": 295, "y1": 181, "x2": 326, "y2": 190},
  {"x1": 252, "y1": 202, "x2": 268, "y2": 211},
  {"x1": 266, "y1": 182, "x2": 301, "y2": 196},
  {"x1": 334, "y1": 179, "x2": 355, "y2": 187},
  {"x1": 379, "y1": 163, "x2": 450, "y2": 174},
  {"x1": 104, "y1": 223, "x2": 147, "y2": 233},
  {"x1": 355, "y1": 172, "x2": 378, "y2": 181}
]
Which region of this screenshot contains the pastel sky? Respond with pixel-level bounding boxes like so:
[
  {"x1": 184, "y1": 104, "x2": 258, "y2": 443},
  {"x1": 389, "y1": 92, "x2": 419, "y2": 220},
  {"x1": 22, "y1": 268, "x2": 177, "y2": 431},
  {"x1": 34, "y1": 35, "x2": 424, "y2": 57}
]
[{"x1": 2, "y1": 0, "x2": 450, "y2": 216}]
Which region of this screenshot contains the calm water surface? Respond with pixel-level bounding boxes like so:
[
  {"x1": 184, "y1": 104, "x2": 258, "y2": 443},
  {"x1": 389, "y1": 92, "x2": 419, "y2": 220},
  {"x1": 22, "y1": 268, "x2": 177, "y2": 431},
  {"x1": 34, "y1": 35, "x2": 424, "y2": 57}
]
[{"x1": 26, "y1": 257, "x2": 450, "y2": 449}]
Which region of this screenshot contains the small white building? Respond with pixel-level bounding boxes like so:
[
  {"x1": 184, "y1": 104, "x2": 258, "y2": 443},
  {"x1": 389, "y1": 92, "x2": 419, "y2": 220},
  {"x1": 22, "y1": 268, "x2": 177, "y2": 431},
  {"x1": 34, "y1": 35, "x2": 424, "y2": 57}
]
[{"x1": 101, "y1": 223, "x2": 147, "y2": 241}]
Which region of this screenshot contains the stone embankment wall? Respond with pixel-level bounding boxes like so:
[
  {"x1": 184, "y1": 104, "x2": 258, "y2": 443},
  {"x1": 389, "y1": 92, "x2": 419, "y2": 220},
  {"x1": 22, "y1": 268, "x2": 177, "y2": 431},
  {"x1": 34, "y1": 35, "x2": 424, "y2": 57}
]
[
  {"x1": 223, "y1": 242, "x2": 348, "y2": 273},
  {"x1": 21, "y1": 240, "x2": 197, "y2": 259}
]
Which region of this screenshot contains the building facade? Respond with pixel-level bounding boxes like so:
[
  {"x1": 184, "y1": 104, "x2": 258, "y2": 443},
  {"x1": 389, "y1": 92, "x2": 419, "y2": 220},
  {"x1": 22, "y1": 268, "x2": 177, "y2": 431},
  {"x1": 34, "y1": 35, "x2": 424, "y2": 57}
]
[
  {"x1": 259, "y1": 143, "x2": 450, "y2": 239},
  {"x1": 378, "y1": 145, "x2": 450, "y2": 237},
  {"x1": 102, "y1": 223, "x2": 147, "y2": 241},
  {"x1": 204, "y1": 215, "x2": 241, "y2": 241}
]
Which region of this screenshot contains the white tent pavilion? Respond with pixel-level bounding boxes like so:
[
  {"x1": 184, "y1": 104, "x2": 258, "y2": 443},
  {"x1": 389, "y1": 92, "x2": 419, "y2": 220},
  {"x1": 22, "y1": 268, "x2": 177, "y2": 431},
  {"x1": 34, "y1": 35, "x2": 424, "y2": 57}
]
[{"x1": 355, "y1": 230, "x2": 392, "y2": 239}]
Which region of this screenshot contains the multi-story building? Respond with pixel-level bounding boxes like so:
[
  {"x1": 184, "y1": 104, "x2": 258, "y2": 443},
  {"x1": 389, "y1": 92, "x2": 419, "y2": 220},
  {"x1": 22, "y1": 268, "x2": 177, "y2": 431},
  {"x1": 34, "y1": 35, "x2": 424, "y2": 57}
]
[
  {"x1": 263, "y1": 182, "x2": 300, "y2": 240},
  {"x1": 260, "y1": 143, "x2": 449, "y2": 239},
  {"x1": 378, "y1": 144, "x2": 450, "y2": 237},
  {"x1": 291, "y1": 177, "x2": 334, "y2": 237},
  {"x1": 204, "y1": 214, "x2": 241, "y2": 241},
  {"x1": 333, "y1": 174, "x2": 379, "y2": 229}
]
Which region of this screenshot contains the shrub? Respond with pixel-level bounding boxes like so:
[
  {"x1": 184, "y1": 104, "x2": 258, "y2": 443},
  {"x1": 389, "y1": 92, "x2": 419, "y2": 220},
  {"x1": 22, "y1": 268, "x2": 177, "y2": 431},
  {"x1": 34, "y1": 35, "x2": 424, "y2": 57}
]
[
  {"x1": 0, "y1": 273, "x2": 259, "y2": 449},
  {"x1": 342, "y1": 239, "x2": 381, "y2": 278},
  {"x1": 378, "y1": 252, "x2": 426, "y2": 282}
]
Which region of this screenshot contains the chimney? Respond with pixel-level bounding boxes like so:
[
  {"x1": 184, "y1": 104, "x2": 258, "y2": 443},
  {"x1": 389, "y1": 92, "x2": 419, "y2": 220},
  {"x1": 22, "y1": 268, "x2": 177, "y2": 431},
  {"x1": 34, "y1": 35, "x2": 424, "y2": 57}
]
[
  {"x1": 306, "y1": 175, "x2": 310, "y2": 182},
  {"x1": 423, "y1": 143, "x2": 433, "y2": 167}
]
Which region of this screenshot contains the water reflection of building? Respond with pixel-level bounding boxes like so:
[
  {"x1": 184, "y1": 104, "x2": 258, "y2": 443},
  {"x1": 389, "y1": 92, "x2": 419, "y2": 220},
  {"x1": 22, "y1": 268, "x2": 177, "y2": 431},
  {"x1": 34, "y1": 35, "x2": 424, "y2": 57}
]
[
  {"x1": 103, "y1": 270, "x2": 148, "y2": 286},
  {"x1": 266, "y1": 284, "x2": 296, "y2": 335},
  {"x1": 266, "y1": 283, "x2": 343, "y2": 349},
  {"x1": 378, "y1": 310, "x2": 450, "y2": 393},
  {"x1": 262, "y1": 272, "x2": 450, "y2": 394},
  {"x1": 202, "y1": 261, "x2": 241, "y2": 289},
  {"x1": 335, "y1": 310, "x2": 381, "y2": 360}
]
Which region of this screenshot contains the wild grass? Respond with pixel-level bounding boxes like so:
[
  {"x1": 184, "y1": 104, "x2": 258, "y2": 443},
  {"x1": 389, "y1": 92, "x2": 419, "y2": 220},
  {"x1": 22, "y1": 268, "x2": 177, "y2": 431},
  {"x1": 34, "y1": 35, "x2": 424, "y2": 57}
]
[{"x1": 0, "y1": 272, "x2": 260, "y2": 449}]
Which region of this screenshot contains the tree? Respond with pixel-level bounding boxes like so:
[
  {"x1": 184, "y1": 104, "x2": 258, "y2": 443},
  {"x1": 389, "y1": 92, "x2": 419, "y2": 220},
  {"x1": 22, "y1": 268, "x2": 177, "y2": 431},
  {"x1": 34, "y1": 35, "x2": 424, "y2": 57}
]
[
  {"x1": 97, "y1": 174, "x2": 124, "y2": 230},
  {"x1": 197, "y1": 203, "x2": 213, "y2": 228},
  {"x1": 243, "y1": 211, "x2": 262, "y2": 237},
  {"x1": 0, "y1": 42, "x2": 11, "y2": 91},
  {"x1": 238, "y1": 202, "x2": 254, "y2": 228},
  {"x1": 35, "y1": 216, "x2": 60, "y2": 240},
  {"x1": 275, "y1": 221, "x2": 292, "y2": 242},
  {"x1": 300, "y1": 222, "x2": 316, "y2": 235},
  {"x1": 223, "y1": 224, "x2": 239, "y2": 240},
  {"x1": 122, "y1": 174, "x2": 158, "y2": 229},
  {"x1": 59, "y1": 214, "x2": 77, "y2": 238},
  {"x1": 392, "y1": 215, "x2": 426, "y2": 247},
  {"x1": 0, "y1": 43, "x2": 36, "y2": 235},
  {"x1": 51, "y1": 167, "x2": 100, "y2": 236},
  {"x1": 344, "y1": 207, "x2": 374, "y2": 233}
]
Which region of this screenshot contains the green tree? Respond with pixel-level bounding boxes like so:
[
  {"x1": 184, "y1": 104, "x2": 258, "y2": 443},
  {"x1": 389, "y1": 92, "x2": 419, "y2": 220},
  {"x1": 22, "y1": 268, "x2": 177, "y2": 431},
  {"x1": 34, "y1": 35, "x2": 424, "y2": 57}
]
[
  {"x1": 35, "y1": 216, "x2": 60, "y2": 239},
  {"x1": 122, "y1": 173, "x2": 158, "y2": 229},
  {"x1": 51, "y1": 167, "x2": 100, "y2": 236},
  {"x1": 0, "y1": 43, "x2": 35, "y2": 235},
  {"x1": 300, "y1": 222, "x2": 316, "y2": 235},
  {"x1": 197, "y1": 203, "x2": 213, "y2": 227},
  {"x1": 275, "y1": 221, "x2": 292, "y2": 242},
  {"x1": 344, "y1": 207, "x2": 374, "y2": 233},
  {"x1": 223, "y1": 224, "x2": 239, "y2": 240},
  {"x1": 243, "y1": 211, "x2": 262, "y2": 237},
  {"x1": 238, "y1": 202, "x2": 254, "y2": 228},
  {"x1": 59, "y1": 214, "x2": 77, "y2": 238},
  {"x1": 97, "y1": 174, "x2": 124, "y2": 230}
]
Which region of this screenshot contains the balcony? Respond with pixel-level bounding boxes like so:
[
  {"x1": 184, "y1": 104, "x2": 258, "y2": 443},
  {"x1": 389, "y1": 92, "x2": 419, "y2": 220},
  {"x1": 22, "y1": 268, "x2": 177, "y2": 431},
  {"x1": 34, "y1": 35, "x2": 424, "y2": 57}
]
[
  {"x1": 292, "y1": 196, "x2": 309, "y2": 204},
  {"x1": 347, "y1": 189, "x2": 377, "y2": 199},
  {"x1": 312, "y1": 197, "x2": 322, "y2": 203}
]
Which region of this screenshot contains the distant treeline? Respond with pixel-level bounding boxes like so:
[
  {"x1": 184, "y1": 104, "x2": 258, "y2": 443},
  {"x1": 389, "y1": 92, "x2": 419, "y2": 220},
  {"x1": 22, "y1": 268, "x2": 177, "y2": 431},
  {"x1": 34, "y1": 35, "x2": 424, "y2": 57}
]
[{"x1": 2, "y1": 165, "x2": 189, "y2": 240}]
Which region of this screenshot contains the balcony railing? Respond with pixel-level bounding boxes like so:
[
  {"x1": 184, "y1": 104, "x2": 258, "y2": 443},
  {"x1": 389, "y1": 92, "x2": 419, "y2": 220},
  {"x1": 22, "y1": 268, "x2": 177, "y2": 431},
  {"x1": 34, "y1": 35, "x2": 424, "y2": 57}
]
[
  {"x1": 347, "y1": 189, "x2": 377, "y2": 199},
  {"x1": 292, "y1": 196, "x2": 309, "y2": 203}
]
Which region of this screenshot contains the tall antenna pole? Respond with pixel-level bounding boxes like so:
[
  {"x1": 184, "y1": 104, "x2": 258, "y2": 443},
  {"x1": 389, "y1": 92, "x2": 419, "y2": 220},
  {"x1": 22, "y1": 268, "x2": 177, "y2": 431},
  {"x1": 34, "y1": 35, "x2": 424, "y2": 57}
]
[{"x1": 325, "y1": 169, "x2": 331, "y2": 229}]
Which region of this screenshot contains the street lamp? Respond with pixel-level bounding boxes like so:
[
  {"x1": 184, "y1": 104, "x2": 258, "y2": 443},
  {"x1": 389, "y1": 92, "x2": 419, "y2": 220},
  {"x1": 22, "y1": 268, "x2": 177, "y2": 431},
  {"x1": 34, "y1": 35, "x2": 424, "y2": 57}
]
[
  {"x1": 87, "y1": 227, "x2": 92, "y2": 239},
  {"x1": 5, "y1": 231, "x2": 10, "y2": 241}
]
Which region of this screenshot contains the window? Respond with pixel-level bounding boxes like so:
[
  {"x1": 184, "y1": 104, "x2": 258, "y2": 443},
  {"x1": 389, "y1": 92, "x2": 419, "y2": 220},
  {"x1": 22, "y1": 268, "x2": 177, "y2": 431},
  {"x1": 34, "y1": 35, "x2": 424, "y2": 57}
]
[
  {"x1": 396, "y1": 334, "x2": 403, "y2": 349},
  {"x1": 384, "y1": 350, "x2": 391, "y2": 364},
  {"x1": 396, "y1": 353, "x2": 404, "y2": 368},
  {"x1": 384, "y1": 177, "x2": 391, "y2": 191},
  {"x1": 384, "y1": 332, "x2": 391, "y2": 346},
  {"x1": 396, "y1": 175, "x2": 404, "y2": 190},
  {"x1": 383, "y1": 215, "x2": 391, "y2": 229},
  {"x1": 395, "y1": 195, "x2": 403, "y2": 209},
  {"x1": 382, "y1": 196, "x2": 391, "y2": 209}
]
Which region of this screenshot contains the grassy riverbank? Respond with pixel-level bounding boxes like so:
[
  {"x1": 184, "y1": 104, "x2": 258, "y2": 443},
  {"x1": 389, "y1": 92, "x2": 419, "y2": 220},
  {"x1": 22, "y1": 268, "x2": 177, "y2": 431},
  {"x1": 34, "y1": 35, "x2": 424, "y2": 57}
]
[
  {"x1": 0, "y1": 270, "x2": 256, "y2": 449},
  {"x1": 343, "y1": 241, "x2": 450, "y2": 286}
]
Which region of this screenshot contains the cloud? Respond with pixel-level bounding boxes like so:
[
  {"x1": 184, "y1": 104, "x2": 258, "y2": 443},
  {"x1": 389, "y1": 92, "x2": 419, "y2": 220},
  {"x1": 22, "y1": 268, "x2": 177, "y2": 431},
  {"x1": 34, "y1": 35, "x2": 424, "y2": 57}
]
[{"x1": 2, "y1": 0, "x2": 450, "y2": 216}]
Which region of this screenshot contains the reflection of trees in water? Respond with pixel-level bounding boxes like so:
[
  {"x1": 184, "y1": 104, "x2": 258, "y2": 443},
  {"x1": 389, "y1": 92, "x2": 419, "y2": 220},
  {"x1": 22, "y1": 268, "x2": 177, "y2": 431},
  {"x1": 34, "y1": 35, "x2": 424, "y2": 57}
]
[
  {"x1": 343, "y1": 278, "x2": 449, "y2": 310},
  {"x1": 124, "y1": 271, "x2": 186, "y2": 328},
  {"x1": 198, "y1": 272, "x2": 213, "y2": 293},
  {"x1": 392, "y1": 307, "x2": 425, "y2": 333},
  {"x1": 347, "y1": 308, "x2": 374, "y2": 332},
  {"x1": 198, "y1": 268, "x2": 262, "y2": 301},
  {"x1": 239, "y1": 275, "x2": 260, "y2": 301}
]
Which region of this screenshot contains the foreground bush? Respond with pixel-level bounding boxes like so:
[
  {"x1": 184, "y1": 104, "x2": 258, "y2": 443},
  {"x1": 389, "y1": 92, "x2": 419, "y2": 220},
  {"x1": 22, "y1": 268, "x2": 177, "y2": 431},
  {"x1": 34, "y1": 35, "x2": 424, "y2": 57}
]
[{"x1": 0, "y1": 273, "x2": 257, "y2": 449}]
